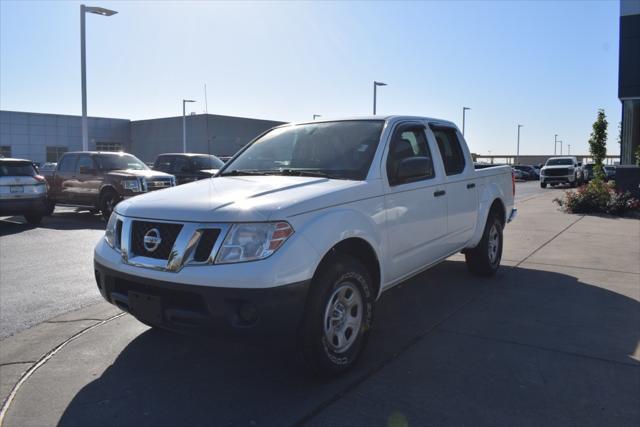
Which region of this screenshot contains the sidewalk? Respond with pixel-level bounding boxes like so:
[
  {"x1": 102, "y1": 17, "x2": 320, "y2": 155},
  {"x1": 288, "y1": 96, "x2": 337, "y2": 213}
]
[{"x1": 1, "y1": 190, "x2": 639, "y2": 426}]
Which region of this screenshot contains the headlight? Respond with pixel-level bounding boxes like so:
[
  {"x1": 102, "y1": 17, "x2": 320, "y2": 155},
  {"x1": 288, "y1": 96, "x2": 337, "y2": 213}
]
[
  {"x1": 215, "y1": 222, "x2": 293, "y2": 264},
  {"x1": 122, "y1": 179, "x2": 142, "y2": 192},
  {"x1": 104, "y1": 212, "x2": 119, "y2": 249}
]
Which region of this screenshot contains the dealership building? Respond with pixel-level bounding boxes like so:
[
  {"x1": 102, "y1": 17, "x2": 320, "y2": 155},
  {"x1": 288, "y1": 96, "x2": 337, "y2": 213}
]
[
  {"x1": 619, "y1": 0, "x2": 640, "y2": 164},
  {"x1": 0, "y1": 110, "x2": 285, "y2": 164}
]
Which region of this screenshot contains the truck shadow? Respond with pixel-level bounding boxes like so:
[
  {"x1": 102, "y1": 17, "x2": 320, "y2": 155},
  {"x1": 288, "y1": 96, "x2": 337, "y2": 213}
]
[
  {"x1": 0, "y1": 210, "x2": 105, "y2": 236},
  {"x1": 56, "y1": 261, "x2": 640, "y2": 426}
]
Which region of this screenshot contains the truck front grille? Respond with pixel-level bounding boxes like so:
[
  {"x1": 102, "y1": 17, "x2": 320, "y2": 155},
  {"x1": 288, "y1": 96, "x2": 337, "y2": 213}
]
[
  {"x1": 545, "y1": 168, "x2": 569, "y2": 177},
  {"x1": 145, "y1": 178, "x2": 173, "y2": 192},
  {"x1": 130, "y1": 221, "x2": 183, "y2": 260}
]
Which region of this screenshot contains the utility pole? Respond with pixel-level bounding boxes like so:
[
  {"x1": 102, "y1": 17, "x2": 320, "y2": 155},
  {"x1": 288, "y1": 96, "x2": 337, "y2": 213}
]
[
  {"x1": 554, "y1": 134, "x2": 558, "y2": 155},
  {"x1": 182, "y1": 99, "x2": 196, "y2": 153}
]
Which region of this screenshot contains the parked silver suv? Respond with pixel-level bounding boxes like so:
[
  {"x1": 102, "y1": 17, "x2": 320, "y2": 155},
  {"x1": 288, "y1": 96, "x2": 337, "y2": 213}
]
[{"x1": 0, "y1": 158, "x2": 48, "y2": 225}]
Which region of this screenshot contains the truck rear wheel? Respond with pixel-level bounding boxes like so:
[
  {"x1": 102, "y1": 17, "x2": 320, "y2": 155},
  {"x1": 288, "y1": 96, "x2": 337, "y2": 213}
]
[
  {"x1": 465, "y1": 214, "x2": 503, "y2": 277},
  {"x1": 100, "y1": 190, "x2": 120, "y2": 220},
  {"x1": 299, "y1": 255, "x2": 374, "y2": 377},
  {"x1": 24, "y1": 213, "x2": 43, "y2": 226}
]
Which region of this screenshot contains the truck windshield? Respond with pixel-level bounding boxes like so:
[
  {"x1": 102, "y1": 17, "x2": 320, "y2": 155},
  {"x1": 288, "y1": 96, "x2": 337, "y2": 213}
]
[
  {"x1": 221, "y1": 120, "x2": 385, "y2": 180},
  {"x1": 96, "y1": 154, "x2": 149, "y2": 171},
  {"x1": 193, "y1": 155, "x2": 224, "y2": 170},
  {"x1": 546, "y1": 159, "x2": 572, "y2": 166}
]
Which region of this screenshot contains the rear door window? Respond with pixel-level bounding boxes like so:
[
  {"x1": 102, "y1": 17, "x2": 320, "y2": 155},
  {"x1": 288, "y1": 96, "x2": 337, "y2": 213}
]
[
  {"x1": 154, "y1": 156, "x2": 174, "y2": 173},
  {"x1": 172, "y1": 157, "x2": 190, "y2": 174},
  {"x1": 58, "y1": 155, "x2": 77, "y2": 173},
  {"x1": 431, "y1": 126, "x2": 466, "y2": 176}
]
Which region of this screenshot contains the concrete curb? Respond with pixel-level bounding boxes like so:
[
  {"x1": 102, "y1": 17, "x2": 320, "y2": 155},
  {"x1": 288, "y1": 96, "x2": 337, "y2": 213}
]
[{"x1": 0, "y1": 303, "x2": 123, "y2": 418}]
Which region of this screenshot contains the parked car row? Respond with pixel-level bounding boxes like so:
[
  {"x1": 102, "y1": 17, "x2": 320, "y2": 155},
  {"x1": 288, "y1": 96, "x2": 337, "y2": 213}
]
[{"x1": 2, "y1": 151, "x2": 228, "y2": 225}]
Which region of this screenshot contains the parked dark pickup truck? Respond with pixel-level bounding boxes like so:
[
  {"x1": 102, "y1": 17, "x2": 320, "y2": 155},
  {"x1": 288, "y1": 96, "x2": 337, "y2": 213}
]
[
  {"x1": 43, "y1": 151, "x2": 175, "y2": 219},
  {"x1": 152, "y1": 153, "x2": 224, "y2": 185}
]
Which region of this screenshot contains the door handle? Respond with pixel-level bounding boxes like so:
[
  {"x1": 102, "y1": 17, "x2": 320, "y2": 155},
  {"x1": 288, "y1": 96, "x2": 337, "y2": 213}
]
[
  {"x1": 467, "y1": 183, "x2": 476, "y2": 189},
  {"x1": 433, "y1": 190, "x2": 446, "y2": 197}
]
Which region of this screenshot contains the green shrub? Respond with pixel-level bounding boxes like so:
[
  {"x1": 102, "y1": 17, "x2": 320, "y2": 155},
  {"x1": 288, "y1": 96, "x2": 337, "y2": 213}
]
[{"x1": 554, "y1": 179, "x2": 640, "y2": 215}]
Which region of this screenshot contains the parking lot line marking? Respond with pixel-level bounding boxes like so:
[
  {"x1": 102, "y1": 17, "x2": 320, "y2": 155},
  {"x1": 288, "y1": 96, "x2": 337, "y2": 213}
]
[
  {"x1": 0, "y1": 312, "x2": 126, "y2": 427},
  {"x1": 515, "y1": 215, "x2": 585, "y2": 268}
]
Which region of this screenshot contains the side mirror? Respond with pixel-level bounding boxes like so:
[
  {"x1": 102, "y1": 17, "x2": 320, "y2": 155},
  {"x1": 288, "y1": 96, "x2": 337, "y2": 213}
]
[
  {"x1": 79, "y1": 166, "x2": 95, "y2": 175},
  {"x1": 395, "y1": 157, "x2": 431, "y2": 183}
]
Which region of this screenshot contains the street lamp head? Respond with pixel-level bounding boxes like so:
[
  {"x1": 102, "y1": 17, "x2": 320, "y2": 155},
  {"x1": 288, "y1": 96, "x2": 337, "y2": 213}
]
[
  {"x1": 85, "y1": 6, "x2": 118, "y2": 16},
  {"x1": 463, "y1": 107, "x2": 471, "y2": 111},
  {"x1": 183, "y1": 99, "x2": 196, "y2": 103},
  {"x1": 374, "y1": 81, "x2": 387, "y2": 87}
]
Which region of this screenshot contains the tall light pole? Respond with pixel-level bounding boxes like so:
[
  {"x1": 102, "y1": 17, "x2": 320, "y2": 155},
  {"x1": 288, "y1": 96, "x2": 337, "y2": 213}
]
[
  {"x1": 462, "y1": 107, "x2": 471, "y2": 137},
  {"x1": 516, "y1": 124, "x2": 523, "y2": 165},
  {"x1": 313, "y1": 114, "x2": 322, "y2": 120},
  {"x1": 554, "y1": 134, "x2": 558, "y2": 155},
  {"x1": 558, "y1": 140, "x2": 563, "y2": 155},
  {"x1": 80, "y1": 5, "x2": 117, "y2": 151},
  {"x1": 373, "y1": 81, "x2": 387, "y2": 115},
  {"x1": 568, "y1": 144, "x2": 571, "y2": 155},
  {"x1": 182, "y1": 99, "x2": 196, "y2": 153}
]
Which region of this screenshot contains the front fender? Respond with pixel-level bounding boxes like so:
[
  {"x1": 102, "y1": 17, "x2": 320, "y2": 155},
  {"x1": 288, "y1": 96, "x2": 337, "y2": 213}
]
[{"x1": 290, "y1": 207, "x2": 385, "y2": 288}]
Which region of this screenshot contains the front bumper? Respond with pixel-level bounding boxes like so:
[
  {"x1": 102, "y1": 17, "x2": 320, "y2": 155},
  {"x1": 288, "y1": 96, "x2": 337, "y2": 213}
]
[
  {"x1": 0, "y1": 196, "x2": 46, "y2": 216},
  {"x1": 94, "y1": 260, "x2": 310, "y2": 336},
  {"x1": 541, "y1": 175, "x2": 575, "y2": 184}
]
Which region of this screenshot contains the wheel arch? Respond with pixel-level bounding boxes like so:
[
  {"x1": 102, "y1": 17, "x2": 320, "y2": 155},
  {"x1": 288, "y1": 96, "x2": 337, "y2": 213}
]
[{"x1": 312, "y1": 237, "x2": 382, "y2": 300}]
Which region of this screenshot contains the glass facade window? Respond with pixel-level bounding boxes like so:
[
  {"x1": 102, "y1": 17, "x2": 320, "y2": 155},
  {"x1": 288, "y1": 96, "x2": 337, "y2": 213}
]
[
  {"x1": 96, "y1": 142, "x2": 123, "y2": 152},
  {"x1": 46, "y1": 146, "x2": 68, "y2": 162}
]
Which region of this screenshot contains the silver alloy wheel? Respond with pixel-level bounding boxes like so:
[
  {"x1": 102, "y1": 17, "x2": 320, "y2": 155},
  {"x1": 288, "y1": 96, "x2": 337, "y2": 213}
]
[
  {"x1": 323, "y1": 282, "x2": 363, "y2": 354},
  {"x1": 487, "y1": 224, "x2": 500, "y2": 265}
]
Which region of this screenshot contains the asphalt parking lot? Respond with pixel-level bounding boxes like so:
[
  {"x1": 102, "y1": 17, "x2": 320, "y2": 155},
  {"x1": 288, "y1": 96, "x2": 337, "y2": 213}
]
[{"x1": 1, "y1": 181, "x2": 638, "y2": 426}]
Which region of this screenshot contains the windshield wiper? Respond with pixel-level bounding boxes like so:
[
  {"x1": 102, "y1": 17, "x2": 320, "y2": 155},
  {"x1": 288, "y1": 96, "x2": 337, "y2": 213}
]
[
  {"x1": 220, "y1": 169, "x2": 272, "y2": 177},
  {"x1": 278, "y1": 169, "x2": 335, "y2": 178}
]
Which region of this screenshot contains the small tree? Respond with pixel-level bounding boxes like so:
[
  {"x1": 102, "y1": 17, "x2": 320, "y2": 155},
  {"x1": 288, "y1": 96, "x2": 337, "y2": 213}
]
[{"x1": 588, "y1": 109, "x2": 608, "y2": 179}]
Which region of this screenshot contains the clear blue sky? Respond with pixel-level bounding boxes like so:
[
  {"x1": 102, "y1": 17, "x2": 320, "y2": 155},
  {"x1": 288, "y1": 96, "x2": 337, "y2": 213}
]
[{"x1": 0, "y1": 0, "x2": 621, "y2": 155}]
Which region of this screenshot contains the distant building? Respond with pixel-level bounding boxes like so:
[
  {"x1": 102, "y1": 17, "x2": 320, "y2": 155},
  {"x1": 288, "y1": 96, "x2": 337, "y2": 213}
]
[
  {"x1": 619, "y1": 0, "x2": 640, "y2": 164},
  {"x1": 0, "y1": 110, "x2": 285, "y2": 163}
]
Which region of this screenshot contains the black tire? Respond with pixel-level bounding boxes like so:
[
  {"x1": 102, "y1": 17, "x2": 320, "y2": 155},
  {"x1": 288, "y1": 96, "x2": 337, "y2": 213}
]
[
  {"x1": 24, "y1": 213, "x2": 43, "y2": 226},
  {"x1": 100, "y1": 190, "x2": 120, "y2": 220},
  {"x1": 299, "y1": 255, "x2": 374, "y2": 377},
  {"x1": 45, "y1": 200, "x2": 55, "y2": 216},
  {"x1": 465, "y1": 214, "x2": 503, "y2": 277},
  {"x1": 570, "y1": 179, "x2": 577, "y2": 188},
  {"x1": 540, "y1": 182, "x2": 547, "y2": 188}
]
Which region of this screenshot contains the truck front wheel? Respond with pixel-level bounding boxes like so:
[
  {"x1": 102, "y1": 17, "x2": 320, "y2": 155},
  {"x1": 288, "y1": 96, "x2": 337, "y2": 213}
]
[
  {"x1": 299, "y1": 255, "x2": 374, "y2": 377},
  {"x1": 100, "y1": 190, "x2": 120, "y2": 220},
  {"x1": 540, "y1": 182, "x2": 547, "y2": 188},
  {"x1": 465, "y1": 214, "x2": 503, "y2": 277}
]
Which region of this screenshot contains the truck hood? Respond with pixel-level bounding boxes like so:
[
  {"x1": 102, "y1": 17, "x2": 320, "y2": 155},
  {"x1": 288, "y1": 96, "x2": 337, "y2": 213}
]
[
  {"x1": 115, "y1": 175, "x2": 371, "y2": 222},
  {"x1": 107, "y1": 169, "x2": 173, "y2": 178}
]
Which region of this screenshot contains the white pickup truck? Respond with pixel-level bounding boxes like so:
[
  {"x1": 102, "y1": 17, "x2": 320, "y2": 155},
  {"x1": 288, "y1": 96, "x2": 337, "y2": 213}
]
[{"x1": 94, "y1": 116, "x2": 516, "y2": 376}]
